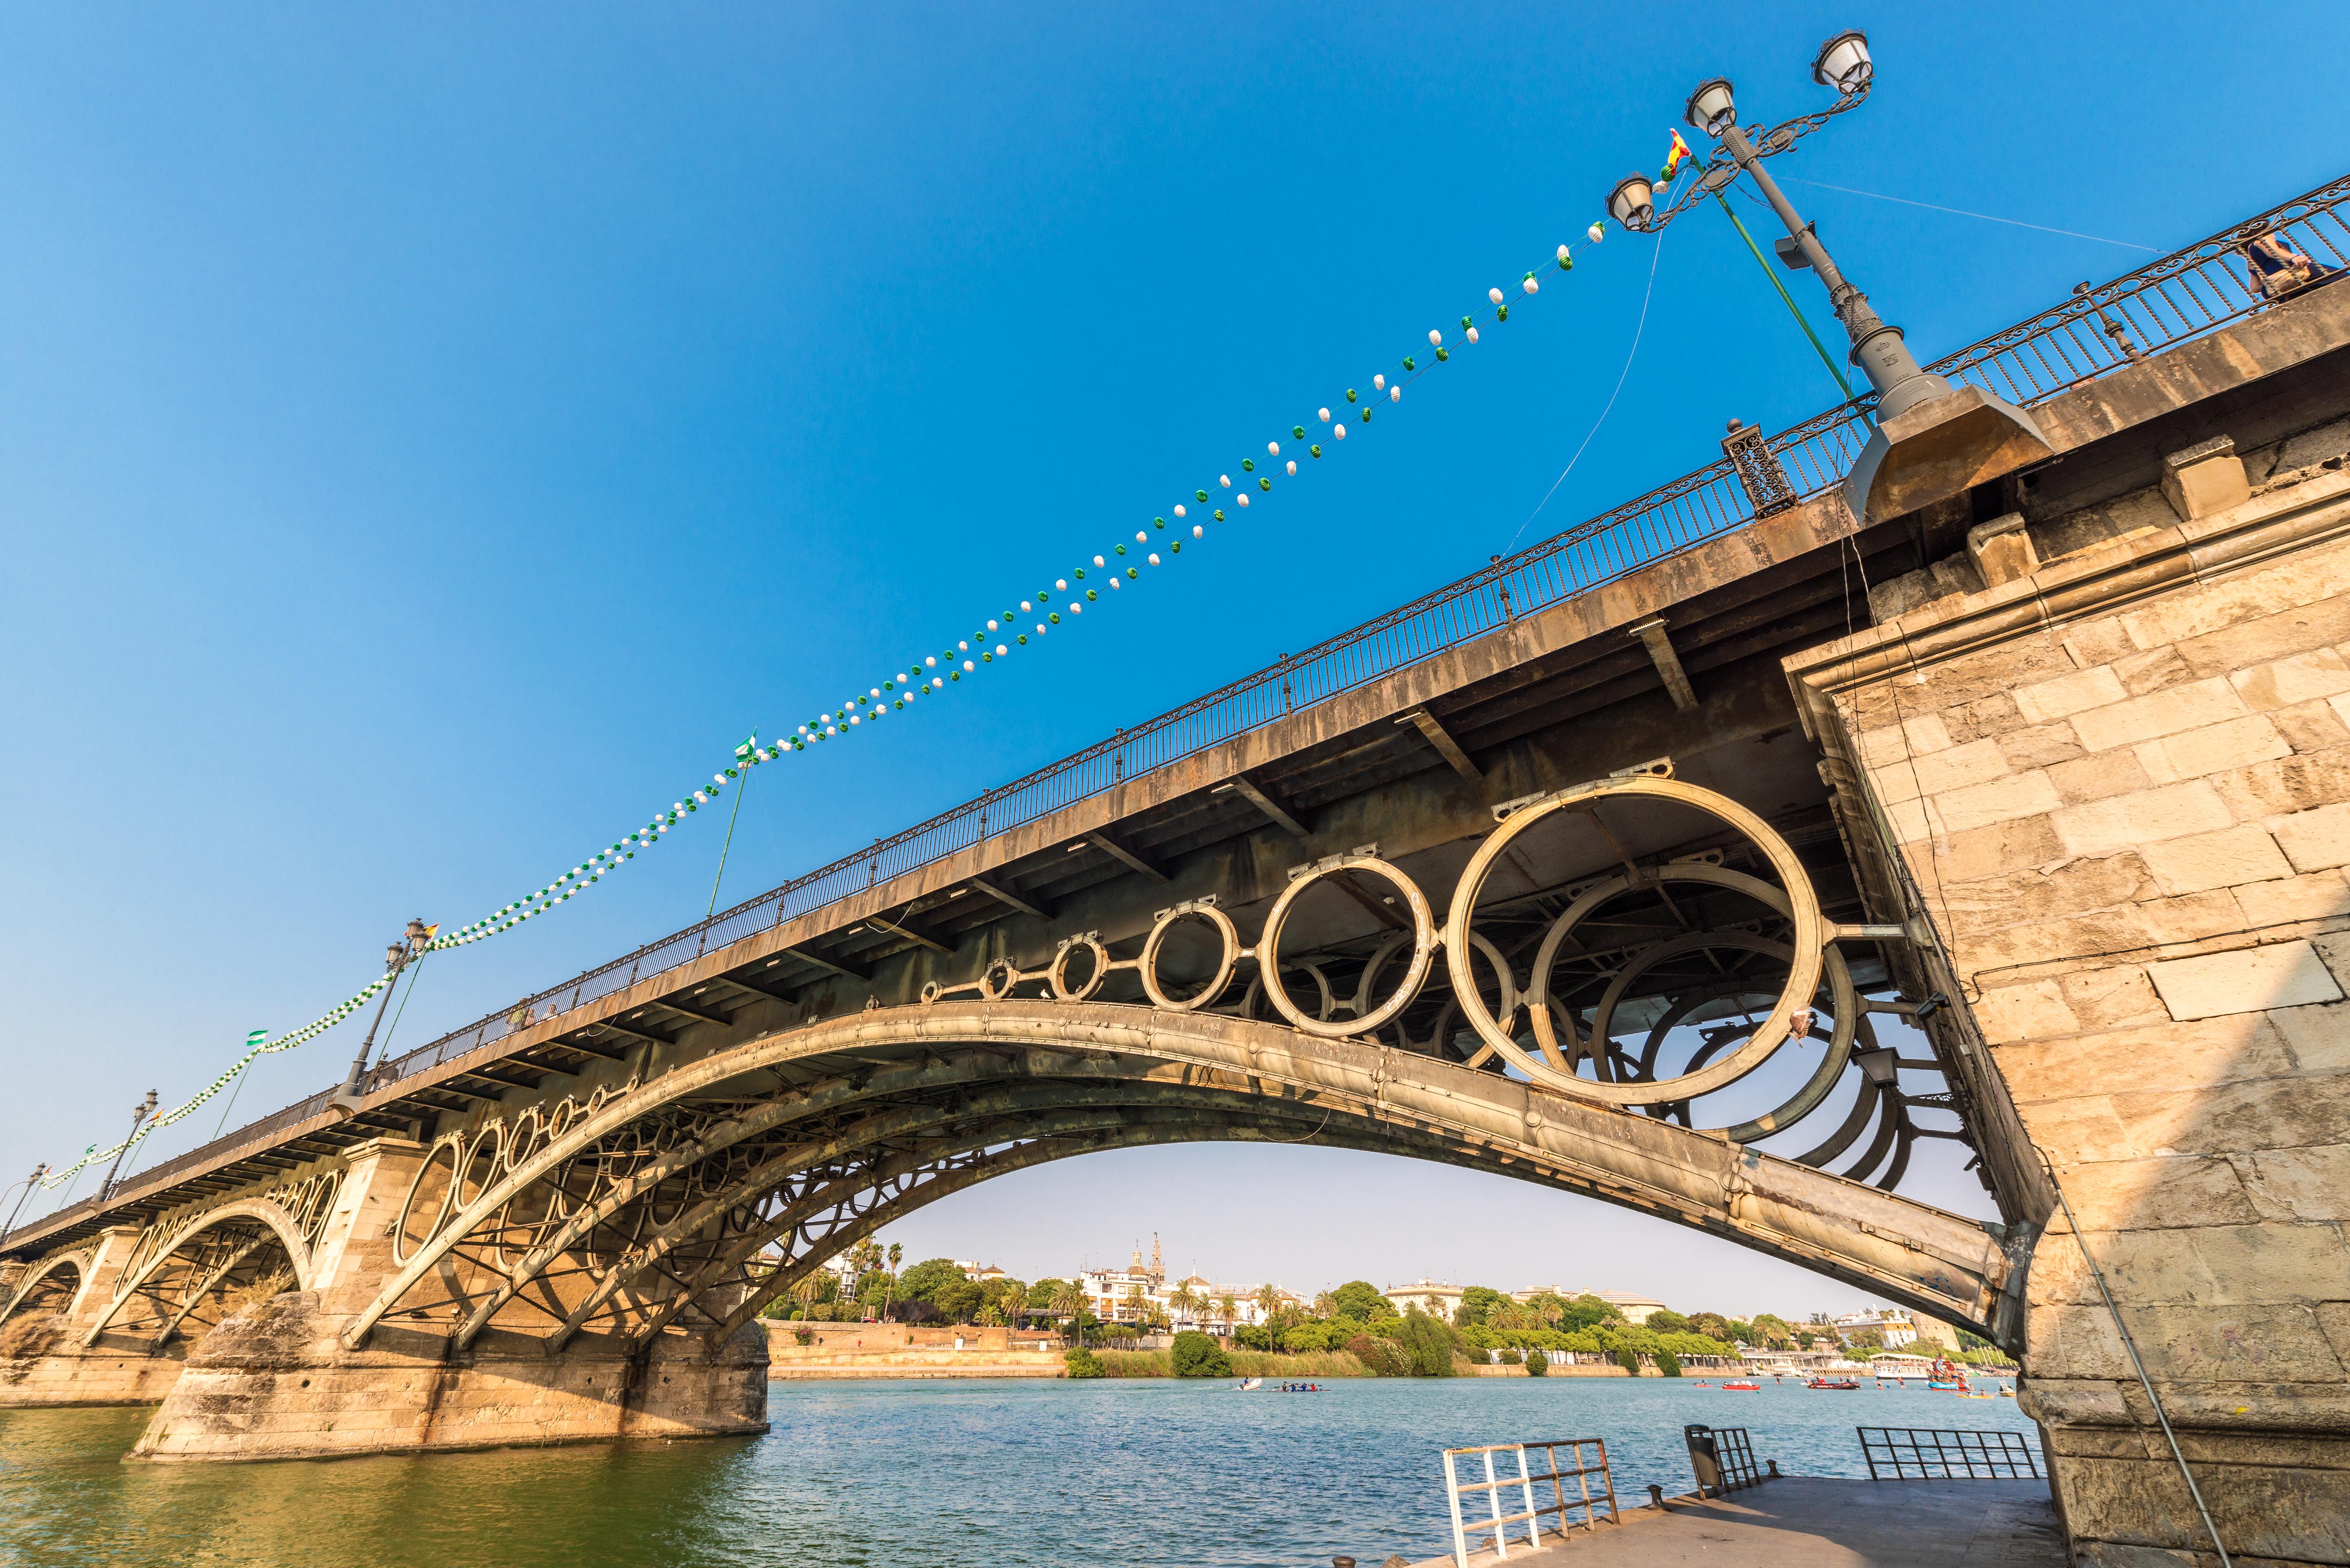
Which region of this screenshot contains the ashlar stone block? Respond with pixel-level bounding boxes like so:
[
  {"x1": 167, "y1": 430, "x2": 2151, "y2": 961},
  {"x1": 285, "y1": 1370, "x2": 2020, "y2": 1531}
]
[
  {"x1": 2267, "y1": 993, "x2": 2350, "y2": 1071},
  {"x1": 2136, "y1": 824, "x2": 2291, "y2": 896},
  {"x1": 2053, "y1": 781, "x2": 2234, "y2": 857},
  {"x1": 1974, "y1": 980, "x2": 2080, "y2": 1042},
  {"x1": 1911, "y1": 737, "x2": 2012, "y2": 796},
  {"x1": 2015, "y1": 665, "x2": 2130, "y2": 725},
  {"x1": 2146, "y1": 943, "x2": 2344, "y2": 1021},
  {"x1": 2069, "y1": 678, "x2": 2253, "y2": 754},
  {"x1": 2058, "y1": 967, "x2": 2171, "y2": 1030},
  {"x1": 1934, "y1": 770, "x2": 2063, "y2": 834},
  {"x1": 2272, "y1": 800, "x2": 2350, "y2": 872},
  {"x1": 2229, "y1": 869, "x2": 2350, "y2": 928},
  {"x1": 2132, "y1": 715, "x2": 2291, "y2": 784},
  {"x1": 2232, "y1": 647, "x2": 2350, "y2": 711},
  {"x1": 2231, "y1": 1143, "x2": 2350, "y2": 1223}
]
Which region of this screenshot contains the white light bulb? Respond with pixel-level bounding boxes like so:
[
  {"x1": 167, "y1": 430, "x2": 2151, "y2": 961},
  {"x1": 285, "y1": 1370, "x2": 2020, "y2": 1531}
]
[
  {"x1": 1489, "y1": 287, "x2": 1504, "y2": 305},
  {"x1": 1054, "y1": 579, "x2": 1066, "y2": 591},
  {"x1": 1317, "y1": 406, "x2": 1331, "y2": 423},
  {"x1": 1192, "y1": 524, "x2": 1203, "y2": 538},
  {"x1": 1428, "y1": 329, "x2": 1442, "y2": 346}
]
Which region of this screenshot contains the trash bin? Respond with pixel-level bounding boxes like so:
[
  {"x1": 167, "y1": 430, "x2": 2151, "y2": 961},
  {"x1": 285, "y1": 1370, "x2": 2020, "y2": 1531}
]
[{"x1": 1684, "y1": 1424, "x2": 1725, "y2": 1497}]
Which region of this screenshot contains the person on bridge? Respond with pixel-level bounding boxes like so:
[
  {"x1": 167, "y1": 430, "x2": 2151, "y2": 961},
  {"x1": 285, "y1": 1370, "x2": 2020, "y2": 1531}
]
[{"x1": 2241, "y1": 228, "x2": 2340, "y2": 299}]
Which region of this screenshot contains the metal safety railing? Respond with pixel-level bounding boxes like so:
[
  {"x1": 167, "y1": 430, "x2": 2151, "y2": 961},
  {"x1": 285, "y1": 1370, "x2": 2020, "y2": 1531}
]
[
  {"x1": 14, "y1": 172, "x2": 2350, "y2": 1247},
  {"x1": 1858, "y1": 1426, "x2": 2043, "y2": 1480},
  {"x1": 1684, "y1": 1424, "x2": 1765, "y2": 1496},
  {"x1": 1443, "y1": 1437, "x2": 1619, "y2": 1566}
]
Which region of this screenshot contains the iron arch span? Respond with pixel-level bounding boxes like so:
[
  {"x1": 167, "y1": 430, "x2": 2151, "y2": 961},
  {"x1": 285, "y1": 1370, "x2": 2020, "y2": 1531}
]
[
  {"x1": 346, "y1": 1001, "x2": 2029, "y2": 1357},
  {"x1": 0, "y1": 1250, "x2": 92, "y2": 1335},
  {"x1": 77, "y1": 1195, "x2": 321, "y2": 1352}
]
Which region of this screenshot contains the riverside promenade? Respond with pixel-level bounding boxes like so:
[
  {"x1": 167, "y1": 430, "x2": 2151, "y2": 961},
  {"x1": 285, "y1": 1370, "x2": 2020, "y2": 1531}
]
[{"x1": 1412, "y1": 1476, "x2": 2064, "y2": 1568}]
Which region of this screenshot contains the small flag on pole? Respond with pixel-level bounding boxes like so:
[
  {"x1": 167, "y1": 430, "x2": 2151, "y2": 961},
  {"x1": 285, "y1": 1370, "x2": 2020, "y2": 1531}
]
[
  {"x1": 735, "y1": 733, "x2": 758, "y2": 761},
  {"x1": 1661, "y1": 129, "x2": 1694, "y2": 184}
]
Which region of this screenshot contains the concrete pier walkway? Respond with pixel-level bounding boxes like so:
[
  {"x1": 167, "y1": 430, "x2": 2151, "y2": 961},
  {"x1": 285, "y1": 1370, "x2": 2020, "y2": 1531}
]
[{"x1": 1411, "y1": 1477, "x2": 2064, "y2": 1568}]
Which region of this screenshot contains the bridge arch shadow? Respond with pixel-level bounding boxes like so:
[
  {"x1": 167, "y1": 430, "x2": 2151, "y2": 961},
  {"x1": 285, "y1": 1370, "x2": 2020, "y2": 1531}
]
[{"x1": 344, "y1": 1001, "x2": 2026, "y2": 1360}]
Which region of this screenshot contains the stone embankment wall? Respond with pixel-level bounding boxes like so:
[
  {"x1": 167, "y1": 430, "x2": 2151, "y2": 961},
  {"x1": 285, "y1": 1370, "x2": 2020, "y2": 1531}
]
[
  {"x1": 760, "y1": 1320, "x2": 1066, "y2": 1379},
  {"x1": 1791, "y1": 423, "x2": 2350, "y2": 1566}
]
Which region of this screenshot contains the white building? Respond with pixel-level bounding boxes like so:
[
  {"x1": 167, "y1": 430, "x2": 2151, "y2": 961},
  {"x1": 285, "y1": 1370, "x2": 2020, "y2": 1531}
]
[
  {"x1": 1513, "y1": 1287, "x2": 1667, "y2": 1326},
  {"x1": 1383, "y1": 1280, "x2": 1466, "y2": 1318},
  {"x1": 1832, "y1": 1308, "x2": 1918, "y2": 1347}
]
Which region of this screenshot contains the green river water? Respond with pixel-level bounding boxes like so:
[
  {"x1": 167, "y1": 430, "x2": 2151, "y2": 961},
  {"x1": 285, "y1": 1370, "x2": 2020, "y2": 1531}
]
[{"x1": 0, "y1": 1375, "x2": 2042, "y2": 1567}]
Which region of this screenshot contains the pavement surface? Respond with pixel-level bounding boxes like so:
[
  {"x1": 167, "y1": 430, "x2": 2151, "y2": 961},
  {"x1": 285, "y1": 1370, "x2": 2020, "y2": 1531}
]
[{"x1": 1409, "y1": 1477, "x2": 2065, "y2": 1567}]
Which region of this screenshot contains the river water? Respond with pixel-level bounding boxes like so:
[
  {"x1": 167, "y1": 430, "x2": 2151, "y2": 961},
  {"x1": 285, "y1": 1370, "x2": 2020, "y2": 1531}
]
[{"x1": 0, "y1": 1376, "x2": 2042, "y2": 1567}]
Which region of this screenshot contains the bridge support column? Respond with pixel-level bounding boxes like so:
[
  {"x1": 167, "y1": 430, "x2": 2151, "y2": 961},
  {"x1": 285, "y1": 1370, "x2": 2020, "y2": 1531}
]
[
  {"x1": 127, "y1": 1134, "x2": 770, "y2": 1462},
  {"x1": 0, "y1": 1224, "x2": 188, "y2": 1407},
  {"x1": 1790, "y1": 468, "x2": 2350, "y2": 1565}
]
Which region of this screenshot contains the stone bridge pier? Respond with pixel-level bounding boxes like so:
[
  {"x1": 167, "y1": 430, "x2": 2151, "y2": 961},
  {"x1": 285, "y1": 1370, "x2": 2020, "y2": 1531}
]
[
  {"x1": 1793, "y1": 454, "x2": 2350, "y2": 1559},
  {"x1": 1, "y1": 1130, "x2": 769, "y2": 1460}
]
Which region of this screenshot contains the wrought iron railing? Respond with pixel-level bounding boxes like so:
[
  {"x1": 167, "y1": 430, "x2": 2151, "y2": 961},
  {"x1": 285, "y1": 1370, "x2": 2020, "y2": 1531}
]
[
  {"x1": 1858, "y1": 1425, "x2": 2043, "y2": 1481},
  {"x1": 13, "y1": 173, "x2": 2347, "y2": 1247}
]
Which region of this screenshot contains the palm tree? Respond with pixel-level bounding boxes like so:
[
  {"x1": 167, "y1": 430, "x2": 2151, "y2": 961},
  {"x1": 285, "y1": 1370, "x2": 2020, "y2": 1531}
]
[
  {"x1": 1216, "y1": 1294, "x2": 1238, "y2": 1339},
  {"x1": 1121, "y1": 1283, "x2": 1148, "y2": 1328},
  {"x1": 1051, "y1": 1279, "x2": 1087, "y2": 1344},
  {"x1": 1313, "y1": 1289, "x2": 1336, "y2": 1318},
  {"x1": 792, "y1": 1272, "x2": 824, "y2": 1319},
  {"x1": 880, "y1": 1242, "x2": 903, "y2": 1320},
  {"x1": 1168, "y1": 1284, "x2": 1200, "y2": 1326},
  {"x1": 1254, "y1": 1283, "x2": 1283, "y2": 1333}
]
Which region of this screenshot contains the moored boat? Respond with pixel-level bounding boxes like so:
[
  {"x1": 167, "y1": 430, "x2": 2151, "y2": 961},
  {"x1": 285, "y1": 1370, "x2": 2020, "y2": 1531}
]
[{"x1": 1720, "y1": 1380, "x2": 1762, "y2": 1391}]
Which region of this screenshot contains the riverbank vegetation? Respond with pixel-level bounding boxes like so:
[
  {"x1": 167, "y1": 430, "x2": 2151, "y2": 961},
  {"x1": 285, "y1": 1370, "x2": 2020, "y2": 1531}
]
[{"x1": 1091, "y1": 1347, "x2": 1378, "y2": 1379}]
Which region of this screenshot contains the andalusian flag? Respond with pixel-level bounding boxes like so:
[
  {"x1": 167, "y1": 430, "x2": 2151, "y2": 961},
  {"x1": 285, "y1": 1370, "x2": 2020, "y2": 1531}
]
[
  {"x1": 734, "y1": 732, "x2": 758, "y2": 762},
  {"x1": 1661, "y1": 129, "x2": 1694, "y2": 183}
]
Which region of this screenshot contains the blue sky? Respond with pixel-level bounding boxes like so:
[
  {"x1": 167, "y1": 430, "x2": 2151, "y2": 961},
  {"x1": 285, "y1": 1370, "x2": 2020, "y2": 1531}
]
[{"x1": 6, "y1": 2, "x2": 2345, "y2": 1312}]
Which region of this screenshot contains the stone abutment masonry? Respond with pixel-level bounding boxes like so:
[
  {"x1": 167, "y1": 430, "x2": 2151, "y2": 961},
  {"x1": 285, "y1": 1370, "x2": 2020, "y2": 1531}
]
[{"x1": 1791, "y1": 434, "x2": 2350, "y2": 1566}]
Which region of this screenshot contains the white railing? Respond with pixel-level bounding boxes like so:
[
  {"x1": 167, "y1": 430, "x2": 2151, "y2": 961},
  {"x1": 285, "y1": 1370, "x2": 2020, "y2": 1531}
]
[{"x1": 1441, "y1": 1437, "x2": 1619, "y2": 1565}]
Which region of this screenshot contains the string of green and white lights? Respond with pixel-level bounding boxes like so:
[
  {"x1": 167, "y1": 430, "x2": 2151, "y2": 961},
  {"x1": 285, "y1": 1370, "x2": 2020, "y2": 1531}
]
[
  {"x1": 765, "y1": 219, "x2": 1618, "y2": 754},
  {"x1": 28, "y1": 214, "x2": 1627, "y2": 1203}
]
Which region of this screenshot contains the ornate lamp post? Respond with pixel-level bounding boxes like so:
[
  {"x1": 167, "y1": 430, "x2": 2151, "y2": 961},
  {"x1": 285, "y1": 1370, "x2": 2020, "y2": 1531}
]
[
  {"x1": 331, "y1": 918, "x2": 432, "y2": 1114},
  {"x1": 98, "y1": 1091, "x2": 157, "y2": 1203},
  {"x1": 2, "y1": 1162, "x2": 49, "y2": 1241},
  {"x1": 1608, "y1": 31, "x2": 2051, "y2": 525}
]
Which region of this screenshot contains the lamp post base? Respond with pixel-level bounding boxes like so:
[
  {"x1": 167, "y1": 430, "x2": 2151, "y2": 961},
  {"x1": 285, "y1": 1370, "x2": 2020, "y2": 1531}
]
[{"x1": 1842, "y1": 384, "x2": 2053, "y2": 528}]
